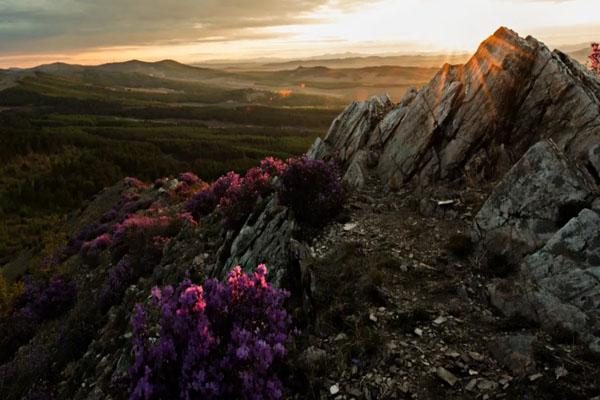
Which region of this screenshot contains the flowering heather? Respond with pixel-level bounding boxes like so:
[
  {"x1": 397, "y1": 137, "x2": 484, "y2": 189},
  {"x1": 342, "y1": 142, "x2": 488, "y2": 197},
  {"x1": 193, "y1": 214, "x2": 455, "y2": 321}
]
[
  {"x1": 122, "y1": 198, "x2": 155, "y2": 216},
  {"x1": 81, "y1": 233, "x2": 112, "y2": 265},
  {"x1": 590, "y1": 42, "x2": 600, "y2": 76},
  {"x1": 100, "y1": 213, "x2": 184, "y2": 309},
  {"x1": 186, "y1": 171, "x2": 242, "y2": 220},
  {"x1": 19, "y1": 276, "x2": 76, "y2": 320},
  {"x1": 81, "y1": 233, "x2": 112, "y2": 254},
  {"x1": 129, "y1": 265, "x2": 292, "y2": 400},
  {"x1": 176, "y1": 212, "x2": 197, "y2": 227},
  {"x1": 173, "y1": 179, "x2": 209, "y2": 201},
  {"x1": 186, "y1": 158, "x2": 285, "y2": 222},
  {"x1": 124, "y1": 177, "x2": 149, "y2": 190},
  {"x1": 112, "y1": 215, "x2": 174, "y2": 250},
  {"x1": 260, "y1": 156, "x2": 287, "y2": 176},
  {"x1": 219, "y1": 167, "x2": 272, "y2": 230},
  {"x1": 177, "y1": 172, "x2": 202, "y2": 186},
  {"x1": 99, "y1": 256, "x2": 134, "y2": 310},
  {"x1": 60, "y1": 222, "x2": 110, "y2": 261},
  {"x1": 278, "y1": 156, "x2": 345, "y2": 226}
]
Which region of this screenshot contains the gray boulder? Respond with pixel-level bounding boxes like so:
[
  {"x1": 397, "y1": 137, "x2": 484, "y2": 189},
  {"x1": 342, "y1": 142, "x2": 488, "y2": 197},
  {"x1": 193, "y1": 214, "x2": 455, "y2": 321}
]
[
  {"x1": 214, "y1": 197, "x2": 296, "y2": 287},
  {"x1": 588, "y1": 144, "x2": 600, "y2": 179},
  {"x1": 307, "y1": 94, "x2": 392, "y2": 163},
  {"x1": 490, "y1": 208, "x2": 600, "y2": 355},
  {"x1": 474, "y1": 141, "x2": 594, "y2": 256}
]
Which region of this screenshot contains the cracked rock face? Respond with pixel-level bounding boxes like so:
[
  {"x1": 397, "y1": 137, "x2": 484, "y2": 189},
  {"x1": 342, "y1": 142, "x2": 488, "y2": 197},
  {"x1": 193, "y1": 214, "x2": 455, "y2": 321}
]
[
  {"x1": 304, "y1": 27, "x2": 600, "y2": 352},
  {"x1": 214, "y1": 196, "x2": 296, "y2": 287},
  {"x1": 309, "y1": 27, "x2": 600, "y2": 190},
  {"x1": 307, "y1": 94, "x2": 392, "y2": 164},
  {"x1": 473, "y1": 141, "x2": 594, "y2": 256},
  {"x1": 489, "y1": 208, "x2": 600, "y2": 354}
]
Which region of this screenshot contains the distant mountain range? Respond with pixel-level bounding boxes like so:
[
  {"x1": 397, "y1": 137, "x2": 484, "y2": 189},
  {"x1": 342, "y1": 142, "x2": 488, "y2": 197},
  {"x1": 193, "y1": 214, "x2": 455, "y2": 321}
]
[{"x1": 0, "y1": 43, "x2": 592, "y2": 102}]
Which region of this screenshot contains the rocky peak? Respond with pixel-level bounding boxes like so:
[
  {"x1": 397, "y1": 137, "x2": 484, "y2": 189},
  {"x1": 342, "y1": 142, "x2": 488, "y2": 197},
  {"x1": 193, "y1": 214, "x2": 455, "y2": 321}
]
[
  {"x1": 311, "y1": 27, "x2": 600, "y2": 189},
  {"x1": 308, "y1": 26, "x2": 600, "y2": 358}
]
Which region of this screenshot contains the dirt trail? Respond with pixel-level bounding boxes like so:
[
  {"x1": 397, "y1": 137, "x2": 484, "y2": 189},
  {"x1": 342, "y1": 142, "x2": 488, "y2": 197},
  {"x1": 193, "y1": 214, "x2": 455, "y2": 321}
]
[{"x1": 299, "y1": 177, "x2": 600, "y2": 400}]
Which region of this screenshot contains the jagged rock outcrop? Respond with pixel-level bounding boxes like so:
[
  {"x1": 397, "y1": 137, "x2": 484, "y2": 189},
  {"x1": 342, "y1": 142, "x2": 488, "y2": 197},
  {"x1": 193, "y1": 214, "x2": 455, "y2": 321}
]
[
  {"x1": 214, "y1": 197, "x2": 297, "y2": 287},
  {"x1": 489, "y1": 208, "x2": 600, "y2": 354},
  {"x1": 306, "y1": 28, "x2": 600, "y2": 352},
  {"x1": 310, "y1": 27, "x2": 600, "y2": 189},
  {"x1": 308, "y1": 95, "x2": 392, "y2": 164},
  {"x1": 473, "y1": 140, "x2": 595, "y2": 257}
]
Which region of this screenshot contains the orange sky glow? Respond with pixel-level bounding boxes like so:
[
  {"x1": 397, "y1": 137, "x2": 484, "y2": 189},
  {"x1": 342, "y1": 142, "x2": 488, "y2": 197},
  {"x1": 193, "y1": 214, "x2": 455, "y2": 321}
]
[{"x1": 0, "y1": 0, "x2": 599, "y2": 68}]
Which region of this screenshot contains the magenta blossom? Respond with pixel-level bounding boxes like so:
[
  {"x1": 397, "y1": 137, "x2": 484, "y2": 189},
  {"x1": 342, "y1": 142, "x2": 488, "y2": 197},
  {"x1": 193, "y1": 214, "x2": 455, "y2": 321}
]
[{"x1": 129, "y1": 265, "x2": 292, "y2": 400}]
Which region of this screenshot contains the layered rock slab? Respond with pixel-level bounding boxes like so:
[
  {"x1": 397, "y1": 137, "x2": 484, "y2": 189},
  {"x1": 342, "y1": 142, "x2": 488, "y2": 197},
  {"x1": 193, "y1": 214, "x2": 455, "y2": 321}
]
[
  {"x1": 489, "y1": 208, "x2": 600, "y2": 354},
  {"x1": 214, "y1": 197, "x2": 296, "y2": 287},
  {"x1": 473, "y1": 140, "x2": 594, "y2": 256},
  {"x1": 310, "y1": 27, "x2": 600, "y2": 190}
]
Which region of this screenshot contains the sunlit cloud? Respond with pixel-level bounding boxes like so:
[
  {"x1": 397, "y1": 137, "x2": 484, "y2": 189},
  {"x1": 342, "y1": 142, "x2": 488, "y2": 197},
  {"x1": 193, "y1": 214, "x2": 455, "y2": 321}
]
[{"x1": 0, "y1": 0, "x2": 598, "y2": 68}]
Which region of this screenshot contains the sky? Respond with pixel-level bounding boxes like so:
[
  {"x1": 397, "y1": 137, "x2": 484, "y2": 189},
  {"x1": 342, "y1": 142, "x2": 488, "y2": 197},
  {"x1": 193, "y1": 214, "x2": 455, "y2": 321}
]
[{"x1": 0, "y1": 0, "x2": 599, "y2": 68}]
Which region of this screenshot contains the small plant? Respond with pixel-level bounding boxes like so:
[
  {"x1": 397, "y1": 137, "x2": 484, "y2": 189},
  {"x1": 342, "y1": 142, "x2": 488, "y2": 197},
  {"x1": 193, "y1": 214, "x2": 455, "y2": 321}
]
[
  {"x1": 446, "y1": 233, "x2": 474, "y2": 258},
  {"x1": 129, "y1": 265, "x2": 292, "y2": 400},
  {"x1": 111, "y1": 214, "x2": 178, "y2": 260},
  {"x1": 219, "y1": 167, "x2": 272, "y2": 230},
  {"x1": 260, "y1": 156, "x2": 287, "y2": 176},
  {"x1": 186, "y1": 157, "x2": 287, "y2": 228},
  {"x1": 277, "y1": 156, "x2": 345, "y2": 226},
  {"x1": 0, "y1": 275, "x2": 24, "y2": 317},
  {"x1": 124, "y1": 177, "x2": 149, "y2": 190},
  {"x1": 80, "y1": 233, "x2": 112, "y2": 265},
  {"x1": 186, "y1": 171, "x2": 242, "y2": 220},
  {"x1": 177, "y1": 172, "x2": 202, "y2": 186},
  {"x1": 590, "y1": 42, "x2": 600, "y2": 76},
  {"x1": 99, "y1": 256, "x2": 134, "y2": 310},
  {"x1": 19, "y1": 276, "x2": 77, "y2": 320}
]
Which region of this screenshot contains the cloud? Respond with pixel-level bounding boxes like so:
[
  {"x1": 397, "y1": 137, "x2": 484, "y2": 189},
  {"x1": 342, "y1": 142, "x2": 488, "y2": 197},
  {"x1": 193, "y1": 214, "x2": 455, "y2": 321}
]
[{"x1": 0, "y1": 0, "x2": 343, "y2": 53}]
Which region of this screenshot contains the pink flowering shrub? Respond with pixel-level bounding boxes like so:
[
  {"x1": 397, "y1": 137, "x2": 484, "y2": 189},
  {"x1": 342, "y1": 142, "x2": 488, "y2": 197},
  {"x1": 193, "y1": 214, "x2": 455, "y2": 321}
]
[
  {"x1": 590, "y1": 42, "x2": 600, "y2": 76},
  {"x1": 124, "y1": 177, "x2": 149, "y2": 190},
  {"x1": 80, "y1": 233, "x2": 112, "y2": 265},
  {"x1": 111, "y1": 215, "x2": 177, "y2": 258},
  {"x1": 19, "y1": 276, "x2": 77, "y2": 320},
  {"x1": 260, "y1": 157, "x2": 287, "y2": 176},
  {"x1": 177, "y1": 172, "x2": 201, "y2": 186},
  {"x1": 219, "y1": 167, "x2": 272, "y2": 230},
  {"x1": 277, "y1": 156, "x2": 345, "y2": 226},
  {"x1": 186, "y1": 171, "x2": 241, "y2": 220},
  {"x1": 99, "y1": 214, "x2": 184, "y2": 310},
  {"x1": 129, "y1": 265, "x2": 292, "y2": 400},
  {"x1": 186, "y1": 158, "x2": 287, "y2": 229},
  {"x1": 81, "y1": 233, "x2": 112, "y2": 252}
]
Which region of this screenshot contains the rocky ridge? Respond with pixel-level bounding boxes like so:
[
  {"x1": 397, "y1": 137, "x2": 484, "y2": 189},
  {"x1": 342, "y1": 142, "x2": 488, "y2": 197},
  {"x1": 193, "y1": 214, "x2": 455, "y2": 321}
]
[
  {"x1": 2, "y1": 26, "x2": 600, "y2": 400},
  {"x1": 310, "y1": 27, "x2": 600, "y2": 190}
]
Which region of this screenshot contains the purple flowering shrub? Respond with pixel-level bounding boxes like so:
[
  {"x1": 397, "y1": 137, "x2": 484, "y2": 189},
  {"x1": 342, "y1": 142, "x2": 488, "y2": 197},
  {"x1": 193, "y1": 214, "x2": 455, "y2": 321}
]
[
  {"x1": 186, "y1": 157, "x2": 287, "y2": 229},
  {"x1": 129, "y1": 265, "x2": 292, "y2": 400},
  {"x1": 277, "y1": 156, "x2": 345, "y2": 226},
  {"x1": 99, "y1": 212, "x2": 188, "y2": 310},
  {"x1": 186, "y1": 171, "x2": 241, "y2": 220},
  {"x1": 99, "y1": 256, "x2": 134, "y2": 309},
  {"x1": 110, "y1": 214, "x2": 180, "y2": 261},
  {"x1": 19, "y1": 276, "x2": 77, "y2": 320},
  {"x1": 219, "y1": 166, "x2": 272, "y2": 230},
  {"x1": 260, "y1": 156, "x2": 287, "y2": 176},
  {"x1": 80, "y1": 233, "x2": 112, "y2": 266},
  {"x1": 0, "y1": 274, "x2": 77, "y2": 362},
  {"x1": 177, "y1": 172, "x2": 202, "y2": 186},
  {"x1": 124, "y1": 177, "x2": 149, "y2": 190}
]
